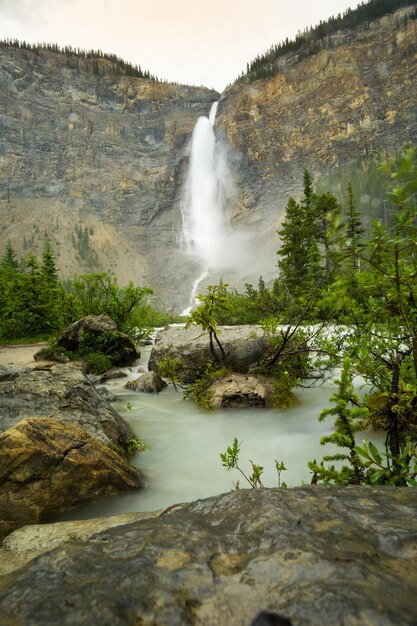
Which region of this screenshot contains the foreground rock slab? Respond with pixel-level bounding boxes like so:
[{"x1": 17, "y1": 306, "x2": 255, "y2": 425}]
[
  {"x1": 0, "y1": 512, "x2": 159, "y2": 576},
  {"x1": 0, "y1": 487, "x2": 416, "y2": 625},
  {"x1": 0, "y1": 417, "x2": 144, "y2": 534},
  {"x1": 0, "y1": 364, "x2": 134, "y2": 447}
]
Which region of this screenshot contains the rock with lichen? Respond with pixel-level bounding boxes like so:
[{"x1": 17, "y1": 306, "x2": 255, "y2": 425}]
[{"x1": 0, "y1": 417, "x2": 144, "y2": 535}]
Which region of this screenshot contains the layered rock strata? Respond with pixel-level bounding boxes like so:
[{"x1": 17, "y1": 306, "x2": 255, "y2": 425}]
[
  {"x1": 216, "y1": 6, "x2": 417, "y2": 236},
  {"x1": 0, "y1": 8, "x2": 416, "y2": 308},
  {"x1": 0, "y1": 45, "x2": 218, "y2": 307}
]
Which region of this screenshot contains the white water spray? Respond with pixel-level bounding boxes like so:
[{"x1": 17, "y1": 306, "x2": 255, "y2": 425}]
[
  {"x1": 208, "y1": 101, "x2": 218, "y2": 127},
  {"x1": 182, "y1": 102, "x2": 230, "y2": 269},
  {"x1": 181, "y1": 102, "x2": 239, "y2": 313},
  {"x1": 181, "y1": 270, "x2": 209, "y2": 317}
]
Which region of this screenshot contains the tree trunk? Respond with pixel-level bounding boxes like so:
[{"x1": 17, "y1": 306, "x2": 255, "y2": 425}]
[{"x1": 387, "y1": 361, "x2": 403, "y2": 482}]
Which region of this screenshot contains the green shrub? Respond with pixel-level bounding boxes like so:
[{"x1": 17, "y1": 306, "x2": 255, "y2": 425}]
[
  {"x1": 83, "y1": 352, "x2": 112, "y2": 374},
  {"x1": 184, "y1": 361, "x2": 229, "y2": 409},
  {"x1": 109, "y1": 434, "x2": 148, "y2": 458}
]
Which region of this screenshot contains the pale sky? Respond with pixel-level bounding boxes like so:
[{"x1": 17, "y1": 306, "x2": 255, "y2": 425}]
[{"x1": 0, "y1": 0, "x2": 357, "y2": 91}]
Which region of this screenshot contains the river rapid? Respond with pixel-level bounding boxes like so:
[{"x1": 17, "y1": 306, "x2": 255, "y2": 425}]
[{"x1": 51, "y1": 342, "x2": 377, "y2": 522}]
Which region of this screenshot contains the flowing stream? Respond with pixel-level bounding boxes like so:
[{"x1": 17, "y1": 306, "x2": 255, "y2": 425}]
[{"x1": 51, "y1": 343, "x2": 377, "y2": 522}]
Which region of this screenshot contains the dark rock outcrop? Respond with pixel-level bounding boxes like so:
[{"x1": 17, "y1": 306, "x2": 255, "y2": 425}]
[
  {"x1": 96, "y1": 387, "x2": 118, "y2": 402},
  {"x1": 149, "y1": 325, "x2": 266, "y2": 383},
  {"x1": 33, "y1": 348, "x2": 70, "y2": 363},
  {"x1": 53, "y1": 314, "x2": 138, "y2": 366},
  {"x1": 0, "y1": 487, "x2": 416, "y2": 625},
  {"x1": 0, "y1": 417, "x2": 144, "y2": 534},
  {"x1": 0, "y1": 363, "x2": 134, "y2": 447},
  {"x1": 124, "y1": 371, "x2": 167, "y2": 393}
]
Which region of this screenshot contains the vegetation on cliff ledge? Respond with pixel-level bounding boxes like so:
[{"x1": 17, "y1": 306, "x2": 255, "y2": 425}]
[
  {"x1": 242, "y1": 0, "x2": 417, "y2": 82},
  {"x1": 0, "y1": 39, "x2": 162, "y2": 81}
]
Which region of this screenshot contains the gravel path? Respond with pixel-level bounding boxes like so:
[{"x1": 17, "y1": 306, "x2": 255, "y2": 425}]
[{"x1": 0, "y1": 343, "x2": 47, "y2": 366}]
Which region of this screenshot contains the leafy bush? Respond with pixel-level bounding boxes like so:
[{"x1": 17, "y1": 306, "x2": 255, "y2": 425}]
[
  {"x1": 183, "y1": 361, "x2": 228, "y2": 409},
  {"x1": 220, "y1": 437, "x2": 287, "y2": 489},
  {"x1": 82, "y1": 352, "x2": 112, "y2": 374},
  {"x1": 158, "y1": 356, "x2": 182, "y2": 390},
  {"x1": 109, "y1": 435, "x2": 149, "y2": 458}
]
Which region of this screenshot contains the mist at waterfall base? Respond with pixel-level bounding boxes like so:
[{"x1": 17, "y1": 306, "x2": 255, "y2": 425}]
[{"x1": 181, "y1": 105, "x2": 272, "y2": 312}]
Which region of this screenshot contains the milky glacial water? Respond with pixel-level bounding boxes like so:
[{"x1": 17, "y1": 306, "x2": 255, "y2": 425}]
[{"x1": 52, "y1": 345, "x2": 377, "y2": 522}]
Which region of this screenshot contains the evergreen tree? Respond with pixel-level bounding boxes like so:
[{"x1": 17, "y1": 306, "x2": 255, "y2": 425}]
[
  {"x1": 301, "y1": 168, "x2": 315, "y2": 224},
  {"x1": 344, "y1": 182, "x2": 365, "y2": 271},
  {"x1": 277, "y1": 197, "x2": 308, "y2": 298},
  {"x1": 40, "y1": 241, "x2": 62, "y2": 331},
  {"x1": 41, "y1": 240, "x2": 59, "y2": 286},
  {"x1": 278, "y1": 171, "x2": 340, "y2": 300},
  {"x1": 1, "y1": 240, "x2": 20, "y2": 274},
  {"x1": 305, "y1": 236, "x2": 324, "y2": 290},
  {"x1": 24, "y1": 252, "x2": 40, "y2": 299},
  {"x1": 0, "y1": 241, "x2": 22, "y2": 337},
  {"x1": 314, "y1": 192, "x2": 342, "y2": 280}
]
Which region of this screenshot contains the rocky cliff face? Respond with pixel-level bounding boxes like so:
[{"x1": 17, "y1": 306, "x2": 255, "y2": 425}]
[
  {"x1": 0, "y1": 46, "x2": 218, "y2": 308},
  {"x1": 0, "y1": 6, "x2": 416, "y2": 310},
  {"x1": 215, "y1": 6, "x2": 417, "y2": 254}
]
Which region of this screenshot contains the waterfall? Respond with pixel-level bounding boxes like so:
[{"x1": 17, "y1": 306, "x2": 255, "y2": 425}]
[
  {"x1": 181, "y1": 269, "x2": 209, "y2": 317},
  {"x1": 181, "y1": 101, "x2": 233, "y2": 313},
  {"x1": 208, "y1": 101, "x2": 218, "y2": 126},
  {"x1": 181, "y1": 101, "x2": 229, "y2": 269}
]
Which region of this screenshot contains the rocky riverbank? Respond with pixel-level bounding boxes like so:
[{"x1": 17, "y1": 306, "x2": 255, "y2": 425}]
[
  {"x1": 1, "y1": 339, "x2": 417, "y2": 624},
  {"x1": 0, "y1": 341, "x2": 144, "y2": 532}
]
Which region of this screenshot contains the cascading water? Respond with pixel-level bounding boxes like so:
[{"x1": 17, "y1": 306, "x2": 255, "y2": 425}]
[
  {"x1": 181, "y1": 102, "x2": 234, "y2": 313},
  {"x1": 208, "y1": 101, "x2": 218, "y2": 126},
  {"x1": 182, "y1": 101, "x2": 229, "y2": 269}
]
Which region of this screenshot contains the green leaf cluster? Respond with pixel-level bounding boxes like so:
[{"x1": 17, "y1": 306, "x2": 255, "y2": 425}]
[
  {"x1": 158, "y1": 356, "x2": 182, "y2": 390},
  {"x1": 109, "y1": 434, "x2": 149, "y2": 459},
  {"x1": 220, "y1": 437, "x2": 287, "y2": 489},
  {"x1": 183, "y1": 361, "x2": 228, "y2": 409}
]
